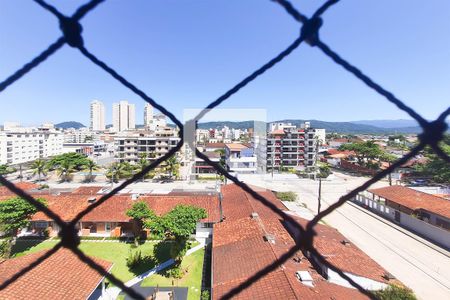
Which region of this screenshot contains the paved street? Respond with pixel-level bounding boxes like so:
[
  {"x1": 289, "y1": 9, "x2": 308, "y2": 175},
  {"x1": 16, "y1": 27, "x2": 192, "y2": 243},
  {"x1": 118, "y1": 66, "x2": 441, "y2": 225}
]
[{"x1": 239, "y1": 171, "x2": 450, "y2": 300}]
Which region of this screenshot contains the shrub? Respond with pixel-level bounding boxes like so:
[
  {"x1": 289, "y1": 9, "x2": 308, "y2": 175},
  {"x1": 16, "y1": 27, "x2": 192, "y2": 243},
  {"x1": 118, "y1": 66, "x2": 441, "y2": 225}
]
[
  {"x1": 374, "y1": 285, "x2": 417, "y2": 300},
  {"x1": 166, "y1": 266, "x2": 184, "y2": 279},
  {"x1": 317, "y1": 164, "x2": 331, "y2": 178},
  {"x1": 38, "y1": 184, "x2": 49, "y2": 190},
  {"x1": 201, "y1": 290, "x2": 210, "y2": 300},
  {"x1": 126, "y1": 250, "x2": 143, "y2": 269},
  {"x1": 275, "y1": 191, "x2": 297, "y2": 202},
  {"x1": 0, "y1": 240, "x2": 9, "y2": 258}
]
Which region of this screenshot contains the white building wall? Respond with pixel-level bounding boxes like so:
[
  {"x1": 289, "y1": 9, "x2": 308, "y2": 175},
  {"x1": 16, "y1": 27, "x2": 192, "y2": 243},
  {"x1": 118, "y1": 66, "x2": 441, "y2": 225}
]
[
  {"x1": 144, "y1": 104, "x2": 154, "y2": 128},
  {"x1": 0, "y1": 130, "x2": 64, "y2": 165},
  {"x1": 112, "y1": 103, "x2": 120, "y2": 132},
  {"x1": 90, "y1": 100, "x2": 105, "y2": 131},
  {"x1": 128, "y1": 103, "x2": 135, "y2": 129},
  {"x1": 113, "y1": 101, "x2": 135, "y2": 132}
]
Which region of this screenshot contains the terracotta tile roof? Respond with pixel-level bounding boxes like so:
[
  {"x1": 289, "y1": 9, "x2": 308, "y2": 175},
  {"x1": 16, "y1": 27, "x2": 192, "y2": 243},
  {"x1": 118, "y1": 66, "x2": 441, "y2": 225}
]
[
  {"x1": 287, "y1": 217, "x2": 388, "y2": 283},
  {"x1": 225, "y1": 143, "x2": 249, "y2": 151},
  {"x1": 206, "y1": 142, "x2": 226, "y2": 148},
  {"x1": 270, "y1": 130, "x2": 285, "y2": 135},
  {"x1": 326, "y1": 149, "x2": 355, "y2": 156},
  {"x1": 0, "y1": 248, "x2": 112, "y2": 300},
  {"x1": 213, "y1": 184, "x2": 390, "y2": 299},
  {"x1": 0, "y1": 182, "x2": 39, "y2": 196},
  {"x1": 368, "y1": 185, "x2": 450, "y2": 219},
  {"x1": 1, "y1": 191, "x2": 220, "y2": 223},
  {"x1": 71, "y1": 186, "x2": 103, "y2": 195}
]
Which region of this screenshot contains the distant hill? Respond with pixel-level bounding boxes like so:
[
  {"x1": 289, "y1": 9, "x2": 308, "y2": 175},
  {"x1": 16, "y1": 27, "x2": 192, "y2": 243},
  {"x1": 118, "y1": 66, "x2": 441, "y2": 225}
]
[
  {"x1": 197, "y1": 119, "x2": 424, "y2": 134},
  {"x1": 55, "y1": 121, "x2": 86, "y2": 129},
  {"x1": 350, "y1": 119, "x2": 419, "y2": 128},
  {"x1": 197, "y1": 121, "x2": 256, "y2": 130}
]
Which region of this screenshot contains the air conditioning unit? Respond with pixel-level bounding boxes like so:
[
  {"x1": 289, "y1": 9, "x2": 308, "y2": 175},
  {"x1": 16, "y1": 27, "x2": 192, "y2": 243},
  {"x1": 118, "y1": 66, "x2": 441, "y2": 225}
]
[{"x1": 251, "y1": 212, "x2": 259, "y2": 219}]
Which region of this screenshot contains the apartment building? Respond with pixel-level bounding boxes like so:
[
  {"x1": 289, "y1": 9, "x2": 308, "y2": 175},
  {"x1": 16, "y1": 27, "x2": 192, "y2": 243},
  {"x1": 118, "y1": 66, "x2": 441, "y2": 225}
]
[
  {"x1": 63, "y1": 128, "x2": 98, "y2": 143},
  {"x1": 112, "y1": 100, "x2": 135, "y2": 132},
  {"x1": 225, "y1": 143, "x2": 257, "y2": 174},
  {"x1": 144, "y1": 103, "x2": 154, "y2": 128},
  {"x1": 114, "y1": 129, "x2": 180, "y2": 164},
  {"x1": 0, "y1": 127, "x2": 64, "y2": 165},
  {"x1": 267, "y1": 122, "x2": 324, "y2": 172},
  {"x1": 89, "y1": 100, "x2": 105, "y2": 131}
]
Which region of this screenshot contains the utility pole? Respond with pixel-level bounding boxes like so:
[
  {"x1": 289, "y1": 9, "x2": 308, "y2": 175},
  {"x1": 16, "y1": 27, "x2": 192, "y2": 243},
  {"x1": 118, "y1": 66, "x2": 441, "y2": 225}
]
[
  {"x1": 317, "y1": 177, "x2": 322, "y2": 214},
  {"x1": 19, "y1": 164, "x2": 23, "y2": 182}
]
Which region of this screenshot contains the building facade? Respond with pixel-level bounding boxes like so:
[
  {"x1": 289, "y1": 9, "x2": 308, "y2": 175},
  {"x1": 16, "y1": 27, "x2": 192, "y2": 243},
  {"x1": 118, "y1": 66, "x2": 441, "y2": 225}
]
[
  {"x1": 0, "y1": 128, "x2": 64, "y2": 165},
  {"x1": 144, "y1": 103, "x2": 154, "y2": 128},
  {"x1": 112, "y1": 100, "x2": 135, "y2": 132},
  {"x1": 225, "y1": 143, "x2": 257, "y2": 174},
  {"x1": 267, "y1": 122, "x2": 324, "y2": 172},
  {"x1": 89, "y1": 100, "x2": 105, "y2": 131},
  {"x1": 114, "y1": 130, "x2": 180, "y2": 164}
]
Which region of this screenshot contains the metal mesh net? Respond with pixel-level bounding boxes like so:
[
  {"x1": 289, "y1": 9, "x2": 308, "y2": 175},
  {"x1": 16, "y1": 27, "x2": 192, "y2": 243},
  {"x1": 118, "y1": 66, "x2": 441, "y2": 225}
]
[{"x1": 0, "y1": 1, "x2": 448, "y2": 299}]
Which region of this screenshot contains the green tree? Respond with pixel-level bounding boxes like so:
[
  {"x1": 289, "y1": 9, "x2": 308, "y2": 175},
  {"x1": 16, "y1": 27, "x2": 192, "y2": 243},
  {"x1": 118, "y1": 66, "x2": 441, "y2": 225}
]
[
  {"x1": 374, "y1": 284, "x2": 416, "y2": 300},
  {"x1": 214, "y1": 149, "x2": 226, "y2": 168},
  {"x1": 30, "y1": 159, "x2": 47, "y2": 182},
  {"x1": 339, "y1": 141, "x2": 385, "y2": 169},
  {"x1": 415, "y1": 137, "x2": 450, "y2": 184},
  {"x1": 126, "y1": 201, "x2": 156, "y2": 237},
  {"x1": 146, "y1": 205, "x2": 206, "y2": 266},
  {"x1": 0, "y1": 197, "x2": 46, "y2": 258},
  {"x1": 135, "y1": 153, "x2": 149, "y2": 182},
  {"x1": 165, "y1": 155, "x2": 180, "y2": 179},
  {"x1": 84, "y1": 159, "x2": 99, "y2": 182},
  {"x1": 0, "y1": 164, "x2": 16, "y2": 176},
  {"x1": 106, "y1": 163, "x2": 123, "y2": 183},
  {"x1": 56, "y1": 160, "x2": 76, "y2": 182},
  {"x1": 47, "y1": 153, "x2": 90, "y2": 171}
]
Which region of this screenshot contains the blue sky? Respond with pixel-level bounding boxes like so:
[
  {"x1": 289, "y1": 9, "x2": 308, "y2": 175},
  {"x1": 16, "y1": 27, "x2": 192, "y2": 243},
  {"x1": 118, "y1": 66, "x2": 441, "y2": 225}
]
[{"x1": 0, "y1": 0, "x2": 449, "y2": 126}]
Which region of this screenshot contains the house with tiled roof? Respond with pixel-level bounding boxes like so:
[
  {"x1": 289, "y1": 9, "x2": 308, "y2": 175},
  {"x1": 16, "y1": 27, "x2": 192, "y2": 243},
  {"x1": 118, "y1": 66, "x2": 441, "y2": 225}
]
[
  {"x1": 213, "y1": 184, "x2": 395, "y2": 299},
  {"x1": 225, "y1": 143, "x2": 257, "y2": 174},
  {"x1": 194, "y1": 151, "x2": 221, "y2": 177},
  {"x1": 368, "y1": 185, "x2": 450, "y2": 230},
  {"x1": 0, "y1": 186, "x2": 221, "y2": 239},
  {"x1": 0, "y1": 248, "x2": 112, "y2": 300}
]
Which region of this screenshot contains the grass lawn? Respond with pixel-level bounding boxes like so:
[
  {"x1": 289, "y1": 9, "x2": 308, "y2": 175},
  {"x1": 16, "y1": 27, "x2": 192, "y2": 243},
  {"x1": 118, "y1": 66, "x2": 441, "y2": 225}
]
[
  {"x1": 10, "y1": 240, "x2": 172, "y2": 283},
  {"x1": 141, "y1": 248, "x2": 205, "y2": 300}
]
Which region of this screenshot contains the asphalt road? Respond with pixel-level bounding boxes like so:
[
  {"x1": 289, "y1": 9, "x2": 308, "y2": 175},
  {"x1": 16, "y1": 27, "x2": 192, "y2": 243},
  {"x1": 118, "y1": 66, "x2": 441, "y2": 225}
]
[{"x1": 239, "y1": 171, "x2": 450, "y2": 300}]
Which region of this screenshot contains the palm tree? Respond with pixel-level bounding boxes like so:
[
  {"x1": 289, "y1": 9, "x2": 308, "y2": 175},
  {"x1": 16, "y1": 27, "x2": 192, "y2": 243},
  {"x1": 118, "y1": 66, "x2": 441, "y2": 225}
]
[
  {"x1": 84, "y1": 159, "x2": 99, "y2": 182},
  {"x1": 57, "y1": 160, "x2": 75, "y2": 182},
  {"x1": 135, "y1": 153, "x2": 149, "y2": 182},
  {"x1": 106, "y1": 162, "x2": 127, "y2": 185},
  {"x1": 165, "y1": 155, "x2": 180, "y2": 179},
  {"x1": 30, "y1": 159, "x2": 47, "y2": 182}
]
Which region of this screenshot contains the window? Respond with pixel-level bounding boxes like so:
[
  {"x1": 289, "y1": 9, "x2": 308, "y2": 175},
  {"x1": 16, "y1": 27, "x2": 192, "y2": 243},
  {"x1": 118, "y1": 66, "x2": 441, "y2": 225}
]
[
  {"x1": 105, "y1": 222, "x2": 111, "y2": 232},
  {"x1": 35, "y1": 221, "x2": 49, "y2": 228}
]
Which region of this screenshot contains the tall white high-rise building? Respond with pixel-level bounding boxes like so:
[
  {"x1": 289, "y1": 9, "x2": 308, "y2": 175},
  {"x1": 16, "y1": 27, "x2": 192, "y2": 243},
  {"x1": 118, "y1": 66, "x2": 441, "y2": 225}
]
[
  {"x1": 144, "y1": 103, "x2": 154, "y2": 128},
  {"x1": 112, "y1": 100, "x2": 135, "y2": 132},
  {"x1": 90, "y1": 100, "x2": 105, "y2": 131}
]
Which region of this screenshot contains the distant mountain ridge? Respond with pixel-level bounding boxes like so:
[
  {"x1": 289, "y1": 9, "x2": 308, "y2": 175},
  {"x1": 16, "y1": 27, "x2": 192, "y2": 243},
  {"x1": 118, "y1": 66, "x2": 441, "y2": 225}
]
[
  {"x1": 55, "y1": 121, "x2": 85, "y2": 129},
  {"x1": 56, "y1": 119, "x2": 439, "y2": 134},
  {"x1": 198, "y1": 119, "x2": 424, "y2": 134},
  {"x1": 350, "y1": 119, "x2": 419, "y2": 128}
]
